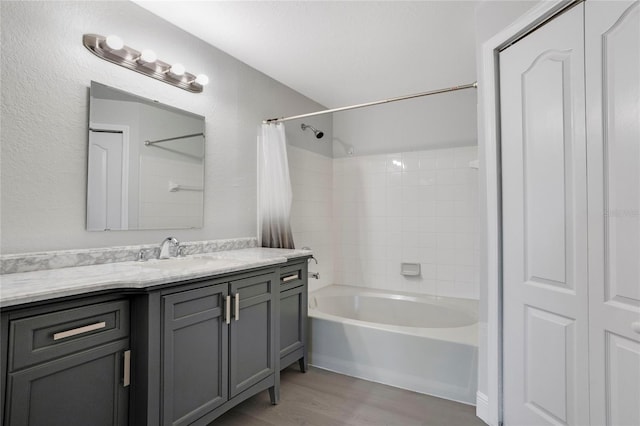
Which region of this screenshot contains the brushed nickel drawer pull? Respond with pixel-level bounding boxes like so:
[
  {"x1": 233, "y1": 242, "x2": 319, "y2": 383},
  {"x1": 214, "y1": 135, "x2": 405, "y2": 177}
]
[
  {"x1": 225, "y1": 295, "x2": 231, "y2": 325},
  {"x1": 123, "y1": 350, "x2": 131, "y2": 387},
  {"x1": 282, "y1": 274, "x2": 299, "y2": 283},
  {"x1": 53, "y1": 321, "x2": 107, "y2": 341},
  {"x1": 234, "y1": 293, "x2": 240, "y2": 321}
]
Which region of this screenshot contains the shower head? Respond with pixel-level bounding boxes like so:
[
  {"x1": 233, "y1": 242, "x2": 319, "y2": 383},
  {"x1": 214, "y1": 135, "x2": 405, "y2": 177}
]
[{"x1": 301, "y1": 123, "x2": 324, "y2": 139}]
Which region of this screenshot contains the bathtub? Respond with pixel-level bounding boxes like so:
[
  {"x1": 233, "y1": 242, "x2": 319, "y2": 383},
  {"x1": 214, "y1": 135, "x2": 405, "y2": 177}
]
[{"x1": 308, "y1": 285, "x2": 478, "y2": 404}]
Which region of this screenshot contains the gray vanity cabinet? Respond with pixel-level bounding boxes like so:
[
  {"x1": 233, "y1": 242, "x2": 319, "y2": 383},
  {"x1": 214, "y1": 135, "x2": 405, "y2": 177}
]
[
  {"x1": 1, "y1": 256, "x2": 310, "y2": 426},
  {"x1": 159, "y1": 270, "x2": 278, "y2": 426},
  {"x1": 228, "y1": 273, "x2": 276, "y2": 397},
  {"x1": 279, "y1": 260, "x2": 308, "y2": 372},
  {"x1": 162, "y1": 284, "x2": 228, "y2": 426},
  {"x1": 3, "y1": 298, "x2": 130, "y2": 426}
]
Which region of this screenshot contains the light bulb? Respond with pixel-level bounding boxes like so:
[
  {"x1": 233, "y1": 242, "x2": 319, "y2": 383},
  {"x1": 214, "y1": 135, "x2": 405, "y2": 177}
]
[
  {"x1": 169, "y1": 63, "x2": 185, "y2": 76},
  {"x1": 195, "y1": 74, "x2": 209, "y2": 86},
  {"x1": 139, "y1": 49, "x2": 157, "y2": 63},
  {"x1": 105, "y1": 35, "x2": 124, "y2": 50}
]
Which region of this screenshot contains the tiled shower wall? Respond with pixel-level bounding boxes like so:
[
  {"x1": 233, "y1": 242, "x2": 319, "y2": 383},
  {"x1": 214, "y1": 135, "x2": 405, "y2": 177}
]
[
  {"x1": 288, "y1": 146, "x2": 334, "y2": 293},
  {"x1": 332, "y1": 146, "x2": 480, "y2": 299}
]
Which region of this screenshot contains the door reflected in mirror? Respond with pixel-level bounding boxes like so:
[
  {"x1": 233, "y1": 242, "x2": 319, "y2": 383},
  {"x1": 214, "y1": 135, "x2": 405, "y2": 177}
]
[{"x1": 87, "y1": 81, "x2": 205, "y2": 231}]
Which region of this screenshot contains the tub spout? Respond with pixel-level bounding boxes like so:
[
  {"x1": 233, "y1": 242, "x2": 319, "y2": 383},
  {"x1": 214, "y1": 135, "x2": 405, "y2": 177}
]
[
  {"x1": 301, "y1": 247, "x2": 318, "y2": 264},
  {"x1": 308, "y1": 272, "x2": 320, "y2": 280}
]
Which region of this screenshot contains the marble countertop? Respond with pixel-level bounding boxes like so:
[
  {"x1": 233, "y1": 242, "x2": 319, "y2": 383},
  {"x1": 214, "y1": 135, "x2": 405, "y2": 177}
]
[{"x1": 0, "y1": 248, "x2": 312, "y2": 308}]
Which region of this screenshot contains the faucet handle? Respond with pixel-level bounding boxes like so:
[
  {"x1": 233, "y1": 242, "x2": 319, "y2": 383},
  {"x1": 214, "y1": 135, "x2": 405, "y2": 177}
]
[{"x1": 177, "y1": 246, "x2": 185, "y2": 257}]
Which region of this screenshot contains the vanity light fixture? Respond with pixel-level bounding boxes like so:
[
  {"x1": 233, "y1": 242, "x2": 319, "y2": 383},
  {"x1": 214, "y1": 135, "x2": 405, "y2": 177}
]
[
  {"x1": 167, "y1": 63, "x2": 185, "y2": 78},
  {"x1": 104, "y1": 34, "x2": 124, "y2": 51},
  {"x1": 187, "y1": 74, "x2": 209, "y2": 86},
  {"x1": 83, "y1": 34, "x2": 208, "y2": 93},
  {"x1": 136, "y1": 49, "x2": 157, "y2": 64}
]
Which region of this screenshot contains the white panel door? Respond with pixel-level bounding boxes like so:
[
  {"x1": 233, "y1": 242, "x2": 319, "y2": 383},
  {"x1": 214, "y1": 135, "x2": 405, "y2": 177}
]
[
  {"x1": 87, "y1": 130, "x2": 124, "y2": 231},
  {"x1": 586, "y1": 2, "x2": 640, "y2": 425},
  {"x1": 500, "y1": 4, "x2": 590, "y2": 425}
]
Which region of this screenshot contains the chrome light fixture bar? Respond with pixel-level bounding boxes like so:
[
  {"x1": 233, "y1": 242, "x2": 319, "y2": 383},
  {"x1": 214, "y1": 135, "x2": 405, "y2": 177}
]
[{"x1": 83, "y1": 34, "x2": 208, "y2": 93}]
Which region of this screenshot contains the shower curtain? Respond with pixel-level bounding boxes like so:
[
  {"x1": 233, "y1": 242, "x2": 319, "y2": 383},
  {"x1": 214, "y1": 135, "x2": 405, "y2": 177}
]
[{"x1": 257, "y1": 123, "x2": 295, "y2": 249}]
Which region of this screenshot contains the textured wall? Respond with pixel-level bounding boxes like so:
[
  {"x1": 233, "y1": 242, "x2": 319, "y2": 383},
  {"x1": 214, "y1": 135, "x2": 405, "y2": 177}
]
[{"x1": 0, "y1": 1, "x2": 328, "y2": 254}]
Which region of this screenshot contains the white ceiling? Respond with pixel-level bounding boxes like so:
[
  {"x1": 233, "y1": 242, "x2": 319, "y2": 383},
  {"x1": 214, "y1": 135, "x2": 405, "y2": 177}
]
[{"x1": 133, "y1": 1, "x2": 478, "y2": 108}]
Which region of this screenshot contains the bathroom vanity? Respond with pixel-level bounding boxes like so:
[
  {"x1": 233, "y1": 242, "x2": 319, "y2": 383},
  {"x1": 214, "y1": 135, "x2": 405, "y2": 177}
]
[{"x1": 0, "y1": 247, "x2": 310, "y2": 426}]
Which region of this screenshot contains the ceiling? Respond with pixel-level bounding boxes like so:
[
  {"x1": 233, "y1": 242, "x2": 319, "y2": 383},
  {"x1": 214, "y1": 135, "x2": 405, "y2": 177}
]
[{"x1": 133, "y1": 1, "x2": 478, "y2": 109}]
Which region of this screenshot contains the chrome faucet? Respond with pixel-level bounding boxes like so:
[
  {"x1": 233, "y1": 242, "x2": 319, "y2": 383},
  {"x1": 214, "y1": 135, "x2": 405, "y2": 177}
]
[{"x1": 159, "y1": 237, "x2": 180, "y2": 259}]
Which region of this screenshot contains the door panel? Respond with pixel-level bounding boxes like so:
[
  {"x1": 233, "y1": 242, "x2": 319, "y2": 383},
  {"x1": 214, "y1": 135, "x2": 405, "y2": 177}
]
[
  {"x1": 162, "y1": 285, "x2": 228, "y2": 426},
  {"x1": 606, "y1": 333, "x2": 640, "y2": 426},
  {"x1": 87, "y1": 130, "x2": 125, "y2": 231},
  {"x1": 522, "y1": 50, "x2": 573, "y2": 289},
  {"x1": 602, "y1": 2, "x2": 640, "y2": 308},
  {"x1": 500, "y1": 4, "x2": 589, "y2": 425},
  {"x1": 586, "y1": 2, "x2": 640, "y2": 425},
  {"x1": 229, "y1": 273, "x2": 276, "y2": 398},
  {"x1": 7, "y1": 340, "x2": 129, "y2": 426},
  {"x1": 524, "y1": 307, "x2": 575, "y2": 424},
  {"x1": 280, "y1": 286, "x2": 304, "y2": 358}
]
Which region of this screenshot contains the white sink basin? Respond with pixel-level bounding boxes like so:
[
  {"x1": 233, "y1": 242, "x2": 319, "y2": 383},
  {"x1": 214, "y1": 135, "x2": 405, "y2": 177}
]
[{"x1": 137, "y1": 256, "x2": 242, "y2": 271}]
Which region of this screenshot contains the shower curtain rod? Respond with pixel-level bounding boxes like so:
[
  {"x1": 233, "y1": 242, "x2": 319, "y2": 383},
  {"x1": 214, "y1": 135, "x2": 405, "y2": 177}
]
[{"x1": 263, "y1": 81, "x2": 477, "y2": 124}]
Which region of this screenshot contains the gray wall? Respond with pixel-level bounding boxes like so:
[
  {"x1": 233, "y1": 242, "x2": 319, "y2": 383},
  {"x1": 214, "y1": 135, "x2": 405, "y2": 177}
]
[
  {"x1": 0, "y1": 0, "x2": 331, "y2": 254},
  {"x1": 333, "y1": 89, "x2": 477, "y2": 158}
]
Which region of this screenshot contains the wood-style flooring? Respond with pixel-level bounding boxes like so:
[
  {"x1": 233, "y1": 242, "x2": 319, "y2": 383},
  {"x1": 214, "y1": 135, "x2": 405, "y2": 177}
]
[{"x1": 212, "y1": 366, "x2": 486, "y2": 426}]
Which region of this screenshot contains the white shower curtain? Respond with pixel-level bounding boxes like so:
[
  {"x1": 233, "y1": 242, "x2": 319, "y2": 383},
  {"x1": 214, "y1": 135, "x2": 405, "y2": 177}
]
[{"x1": 257, "y1": 123, "x2": 295, "y2": 249}]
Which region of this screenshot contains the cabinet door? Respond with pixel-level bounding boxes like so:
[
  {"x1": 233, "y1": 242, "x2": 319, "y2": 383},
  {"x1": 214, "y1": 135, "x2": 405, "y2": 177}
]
[
  {"x1": 6, "y1": 339, "x2": 129, "y2": 426},
  {"x1": 162, "y1": 284, "x2": 228, "y2": 426},
  {"x1": 229, "y1": 272, "x2": 276, "y2": 398},
  {"x1": 279, "y1": 285, "x2": 305, "y2": 367}
]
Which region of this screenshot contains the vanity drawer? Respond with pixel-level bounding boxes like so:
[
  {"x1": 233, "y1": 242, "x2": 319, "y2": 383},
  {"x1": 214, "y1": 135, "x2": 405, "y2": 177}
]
[
  {"x1": 279, "y1": 262, "x2": 305, "y2": 292},
  {"x1": 9, "y1": 299, "x2": 129, "y2": 371}
]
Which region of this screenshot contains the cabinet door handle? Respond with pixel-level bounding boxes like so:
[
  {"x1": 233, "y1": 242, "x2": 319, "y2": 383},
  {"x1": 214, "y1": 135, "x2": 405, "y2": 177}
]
[
  {"x1": 235, "y1": 293, "x2": 240, "y2": 321},
  {"x1": 282, "y1": 274, "x2": 299, "y2": 283},
  {"x1": 225, "y1": 295, "x2": 231, "y2": 325},
  {"x1": 53, "y1": 321, "x2": 107, "y2": 341},
  {"x1": 123, "y1": 350, "x2": 131, "y2": 387}
]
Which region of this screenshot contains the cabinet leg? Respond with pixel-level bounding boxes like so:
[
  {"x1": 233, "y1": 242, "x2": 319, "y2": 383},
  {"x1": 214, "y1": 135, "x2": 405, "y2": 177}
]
[
  {"x1": 298, "y1": 357, "x2": 307, "y2": 373},
  {"x1": 269, "y1": 385, "x2": 280, "y2": 405}
]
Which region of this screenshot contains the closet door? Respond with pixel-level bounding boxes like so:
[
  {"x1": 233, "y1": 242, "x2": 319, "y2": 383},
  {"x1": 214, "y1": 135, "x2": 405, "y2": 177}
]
[
  {"x1": 586, "y1": 2, "x2": 640, "y2": 425},
  {"x1": 500, "y1": 4, "x2": 590, "y2": 425}
]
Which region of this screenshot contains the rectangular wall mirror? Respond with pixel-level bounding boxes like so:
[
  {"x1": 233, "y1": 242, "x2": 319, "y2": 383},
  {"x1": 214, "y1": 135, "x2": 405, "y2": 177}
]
[{"x1": 87, "y1": 81, "x2": 205, "y2": 231}]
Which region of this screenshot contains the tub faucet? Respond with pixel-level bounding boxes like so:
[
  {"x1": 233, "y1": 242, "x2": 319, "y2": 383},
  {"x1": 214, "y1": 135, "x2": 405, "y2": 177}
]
[
  {"x1": 301, "y1": 247, "x2": 318, "y2": 264},
  {"x1": 159, "y1": 237, "x2": 180, "y2": 259},
  {"x1": 308, "y1": 272, "x2": 320, "y2": 280}
]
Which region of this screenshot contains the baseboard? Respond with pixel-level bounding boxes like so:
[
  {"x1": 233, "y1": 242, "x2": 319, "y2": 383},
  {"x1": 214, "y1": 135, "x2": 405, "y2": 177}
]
[{"x1": 476, "y1": 391, "x2": 490, "y2": 425}]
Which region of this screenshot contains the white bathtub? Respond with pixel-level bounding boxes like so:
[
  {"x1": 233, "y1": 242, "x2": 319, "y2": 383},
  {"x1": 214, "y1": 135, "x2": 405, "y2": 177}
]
[{"x1": 308, "y1": 285, "x2": 478, "y2": 404}]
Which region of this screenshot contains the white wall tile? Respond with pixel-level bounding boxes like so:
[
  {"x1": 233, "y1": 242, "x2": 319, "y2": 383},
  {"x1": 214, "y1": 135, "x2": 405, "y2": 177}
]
[
  {"x1": 289, "y1": 146, "x2": 333, "y2": 291},
  {"x1": 331, "y1": 145, "x2": 479, "y2": 299}
]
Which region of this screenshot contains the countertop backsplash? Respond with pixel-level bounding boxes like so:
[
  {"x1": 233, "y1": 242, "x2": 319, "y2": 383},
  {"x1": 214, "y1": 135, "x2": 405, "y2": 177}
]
[{"x1": 0, "y1": 237, "x2": 258, "y2": 275}]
